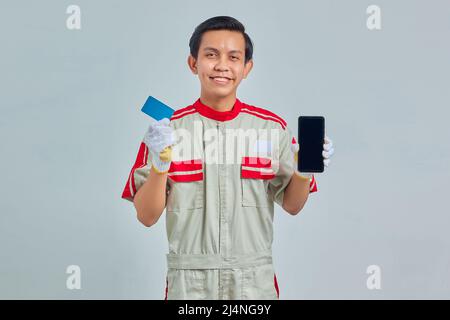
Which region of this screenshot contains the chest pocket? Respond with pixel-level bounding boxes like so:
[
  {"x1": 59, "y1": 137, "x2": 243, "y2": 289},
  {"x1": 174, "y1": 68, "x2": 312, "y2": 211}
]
[
  {"x1": 166, "y1": 159, "x2": 204, "y2": 212},
  {"x1": 241, "y1": 156, "x2": 274, "y2": 207}
]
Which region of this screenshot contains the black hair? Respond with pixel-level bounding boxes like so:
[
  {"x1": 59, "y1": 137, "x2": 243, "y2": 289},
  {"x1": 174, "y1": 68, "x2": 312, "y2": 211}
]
[{"x1": 189, "y1": 16, "x2": 253, "y2": 64}]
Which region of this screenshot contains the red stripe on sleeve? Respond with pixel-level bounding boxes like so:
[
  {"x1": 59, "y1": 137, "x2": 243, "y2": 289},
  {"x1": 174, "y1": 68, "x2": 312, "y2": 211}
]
[
  {"x1": 309, "y1": 174, "x2": 318, "y2": 193},
  {"x1": 274, "y1": 274, "x2": 280, "y2": 299},
  {"x1": 121, "y1": 142, "x2": 148, "y2": 200}
]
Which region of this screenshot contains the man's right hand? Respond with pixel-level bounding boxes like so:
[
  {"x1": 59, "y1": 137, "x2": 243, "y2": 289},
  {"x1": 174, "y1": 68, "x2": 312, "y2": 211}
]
[{"x1": 143, "y1": 118, "x2": 175, "y2": 174}]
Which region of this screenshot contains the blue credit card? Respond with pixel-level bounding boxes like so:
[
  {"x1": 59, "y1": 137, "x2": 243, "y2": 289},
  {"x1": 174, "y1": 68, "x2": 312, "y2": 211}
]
[{"x1": 141, "y1": 96, "x2": 175, "y2": 121}]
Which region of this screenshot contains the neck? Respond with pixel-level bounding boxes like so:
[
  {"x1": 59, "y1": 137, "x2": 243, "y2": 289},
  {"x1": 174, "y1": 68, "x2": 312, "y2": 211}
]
[{"x1": 200, "y1": 91, "x2": 237, "y2": 112}]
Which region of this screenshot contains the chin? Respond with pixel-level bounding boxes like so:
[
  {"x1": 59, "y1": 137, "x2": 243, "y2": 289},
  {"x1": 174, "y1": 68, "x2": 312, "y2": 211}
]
[
  {"x1": 215, "y1": 89, "x2": 234, "y2": 96},
  {"x1": 204, "y1": 87, "x2": 234, "y2": 98}
]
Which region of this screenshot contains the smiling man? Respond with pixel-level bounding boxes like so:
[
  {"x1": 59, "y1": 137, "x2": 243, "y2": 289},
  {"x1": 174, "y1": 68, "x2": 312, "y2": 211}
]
[
  {"x1": 122, "y1": 16, "x2": 334, "y2": 300},
  {"x1": 189, "y1": 28, "x2": 252, "y2": 112}
]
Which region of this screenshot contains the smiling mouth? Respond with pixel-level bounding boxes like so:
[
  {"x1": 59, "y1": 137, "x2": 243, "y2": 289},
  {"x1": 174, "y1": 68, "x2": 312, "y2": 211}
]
[{"x1": 209, "y1": 76, "x2": 233, "y2": 84}]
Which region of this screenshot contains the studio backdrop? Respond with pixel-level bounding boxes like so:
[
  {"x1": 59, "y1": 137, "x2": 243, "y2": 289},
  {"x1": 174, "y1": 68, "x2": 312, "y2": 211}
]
[{"x1": 1, "y1": 0, "x2": 449, "y2": 299}]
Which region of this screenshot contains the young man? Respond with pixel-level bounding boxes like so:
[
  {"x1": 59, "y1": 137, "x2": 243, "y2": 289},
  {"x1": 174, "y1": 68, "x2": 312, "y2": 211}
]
[{"x1": 122, "y1": 16, "x2": 334, "y2": 300}]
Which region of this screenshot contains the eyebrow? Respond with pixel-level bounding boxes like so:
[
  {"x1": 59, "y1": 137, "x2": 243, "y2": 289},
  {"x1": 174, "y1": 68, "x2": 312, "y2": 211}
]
[{"x1": 203, "y1": 47, "x2": 243, "y2": 54}]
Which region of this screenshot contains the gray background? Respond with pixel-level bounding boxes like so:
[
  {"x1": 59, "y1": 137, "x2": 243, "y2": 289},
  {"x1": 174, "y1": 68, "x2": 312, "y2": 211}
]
[{"x1": 1, "y1": 0, "x2": 449, "y2": 299}]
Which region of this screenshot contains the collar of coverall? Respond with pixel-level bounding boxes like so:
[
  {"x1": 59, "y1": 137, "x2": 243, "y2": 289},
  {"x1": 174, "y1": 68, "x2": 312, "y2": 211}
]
[{"x1": 193, "y1": 97, "x2": 243, "y2": 122}]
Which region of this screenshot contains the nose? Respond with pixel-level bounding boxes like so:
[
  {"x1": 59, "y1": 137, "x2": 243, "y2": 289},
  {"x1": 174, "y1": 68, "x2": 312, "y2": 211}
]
[{"x1": 214, "y1": 55, "x2": 230, "y2": 72}]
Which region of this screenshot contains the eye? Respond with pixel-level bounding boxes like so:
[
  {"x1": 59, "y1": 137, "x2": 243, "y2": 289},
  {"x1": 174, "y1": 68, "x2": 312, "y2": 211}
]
[
  {"x1": 206, "y1": 53, "x2": 215, "y2": 57},
  {"x1": 231, "y1": 56, "x2": 239, "y2": 60}
]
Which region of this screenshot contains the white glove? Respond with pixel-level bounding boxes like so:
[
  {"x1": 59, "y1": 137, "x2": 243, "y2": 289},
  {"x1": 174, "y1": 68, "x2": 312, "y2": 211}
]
[
  {"x1": 292, "y1": 135, "x2": 334, "y2": 179},
  {"x1": 143, "y1": 118, "x2": 175, "y2": 174},
  {"x1": 322, "y1": 136, "x2": 334, "y2": 167}
]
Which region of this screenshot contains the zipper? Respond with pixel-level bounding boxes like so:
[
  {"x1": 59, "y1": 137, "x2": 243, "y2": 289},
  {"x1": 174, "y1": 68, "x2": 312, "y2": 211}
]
[
  {"x1": 217, "y1": 122, "x2": 222, "y2": 299},
  {"x1": 217, "y1": 122, "x2": 221, "y2": 252}
]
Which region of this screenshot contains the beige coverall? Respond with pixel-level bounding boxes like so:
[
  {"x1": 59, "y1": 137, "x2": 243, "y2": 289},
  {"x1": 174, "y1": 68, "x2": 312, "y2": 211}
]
[{"x1": 122, "y1": 98, "x2": 318, "y2": 299}]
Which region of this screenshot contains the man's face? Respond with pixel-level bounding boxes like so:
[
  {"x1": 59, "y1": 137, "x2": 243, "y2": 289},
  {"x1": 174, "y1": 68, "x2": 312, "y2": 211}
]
[{"x1": 188, "y1": 30, "x2": 253, "y2": 99}]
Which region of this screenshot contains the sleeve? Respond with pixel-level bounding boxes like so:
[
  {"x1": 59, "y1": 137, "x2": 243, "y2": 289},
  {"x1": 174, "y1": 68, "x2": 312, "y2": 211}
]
[
  {"x1": 267, "y1": 126, "x2": 318, "y2": 207},
  {"x1": 121, "y1": 141, "x2": 170, "y2": 203}
]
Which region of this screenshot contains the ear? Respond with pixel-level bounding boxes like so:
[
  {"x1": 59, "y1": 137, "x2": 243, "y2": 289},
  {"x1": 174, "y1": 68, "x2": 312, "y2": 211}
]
[
  {"x1": 242, "y1": 59, "x2": 253, "y2": 79},
  {"x1": 187, "y1": 55, "x2": 198, "y2": 75}
]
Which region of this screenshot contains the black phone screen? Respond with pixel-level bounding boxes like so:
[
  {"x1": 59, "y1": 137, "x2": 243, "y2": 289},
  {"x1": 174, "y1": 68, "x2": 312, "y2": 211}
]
[{"x1": 297, "y1": 116, "x2": 325, "y2": 173}]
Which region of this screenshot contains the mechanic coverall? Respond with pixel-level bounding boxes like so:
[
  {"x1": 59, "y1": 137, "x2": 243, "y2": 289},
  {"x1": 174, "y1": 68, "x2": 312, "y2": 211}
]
[{"x1": 121, "y1": 98, "x2": 318, "y2": 299}]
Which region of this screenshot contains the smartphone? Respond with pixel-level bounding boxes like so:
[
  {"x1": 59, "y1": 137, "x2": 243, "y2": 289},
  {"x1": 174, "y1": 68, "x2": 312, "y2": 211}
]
[{"x1": 297, "y1": 116, "x2": 325, "y2": 173}]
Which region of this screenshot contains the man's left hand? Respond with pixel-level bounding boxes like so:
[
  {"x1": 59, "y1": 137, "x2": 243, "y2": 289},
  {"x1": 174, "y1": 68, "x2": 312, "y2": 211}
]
[
  {"x1": 322, "y1": 135, "x2": 334, "y2": 168},
  {"x1": 292, "y1": 135, "x2": 335, "y2": 177}
]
